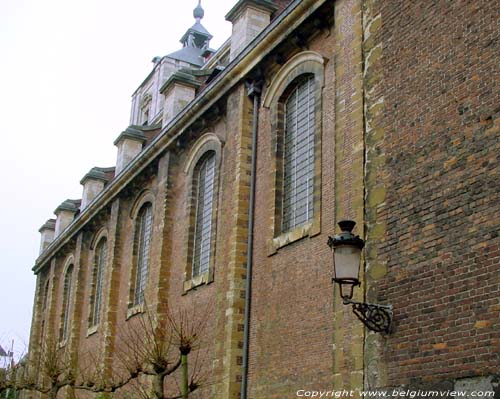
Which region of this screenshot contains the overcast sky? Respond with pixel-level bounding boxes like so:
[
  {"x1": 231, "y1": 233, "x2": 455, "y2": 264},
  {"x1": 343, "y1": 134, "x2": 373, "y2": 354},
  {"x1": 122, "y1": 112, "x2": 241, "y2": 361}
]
[{"x1": 0, "y1": 0, "x2": 232, "y2": 360}]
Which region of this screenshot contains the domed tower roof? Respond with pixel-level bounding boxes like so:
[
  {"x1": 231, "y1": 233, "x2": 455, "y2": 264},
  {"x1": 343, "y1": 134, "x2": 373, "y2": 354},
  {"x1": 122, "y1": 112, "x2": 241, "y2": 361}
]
[{"x1": 167, "y1": 1, "x2": 213, "y2": 67}]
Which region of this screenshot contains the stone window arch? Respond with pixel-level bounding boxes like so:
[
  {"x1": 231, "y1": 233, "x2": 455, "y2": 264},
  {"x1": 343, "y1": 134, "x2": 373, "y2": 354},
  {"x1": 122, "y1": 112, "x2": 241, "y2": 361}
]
[
  {"x1": 183, "y1": 133, "x2": 223, "y2": 292},
  {"x1": 40, "y1": 277, "x2": 50, "y2": 343},
  {"x1": 141, "y1": 92, "x2": 152, "y2": 126},
  {"x1": 128, "y1": 192, "x2": 154, "y2": 309},
  {"x1": 42, "y1": 278, "x2": 50, "y2": 312},
  {"x1": 263, "y1": 51, "x2": 325, "y2": 254},
  {"x1": 282, "y1": 74, "x2": 316, "y2": 231},
  {"x1": 88, "y1": 233, "x2": 108, "y2": 329},
  {"x1": 60, "y1": 258, "x2": 74, "y2": 343}
]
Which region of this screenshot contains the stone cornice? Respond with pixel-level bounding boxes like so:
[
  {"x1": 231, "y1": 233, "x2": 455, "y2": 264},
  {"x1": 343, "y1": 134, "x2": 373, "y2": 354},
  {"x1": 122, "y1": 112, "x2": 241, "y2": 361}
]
[
  {"x1": 33, "y1": 0, "x2": 327, "y2": 273},
  {"x1": 79, "y1": 167, "x2": 113, "y2": 185},
  {"x1": 225, "y1": 0, "x2": 278, "y2": 23},
  {"x1": 159, "y1": 71, "x2": 201, "y2": 95},
  {"x1": 113, "y1": 126, "x2": 147, "y2": 146},
  {"x1": 54, "y1": 199, "x2": 80, "y2": 215},
  {"x1": 38, "y1": 219, "x2": 56, "y2": 233}
]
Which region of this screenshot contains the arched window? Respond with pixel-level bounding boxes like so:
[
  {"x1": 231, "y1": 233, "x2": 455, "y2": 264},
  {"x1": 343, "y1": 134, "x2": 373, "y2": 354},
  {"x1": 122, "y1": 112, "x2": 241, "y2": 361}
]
[
  {"x1": 90, "y1": 238, "x2": 107, "y2": 326},
  {"x1": 133, "y1": 203, "x2": 153, "y2": 305},
  {"x1": 40, "y1": 278, "x2": 50, "y2": 344},
  {"x1": 183, "y1": 134, "x2": 222, "y2": 292},
  {"x1": 60, "y1": 264, "x2": 74, "y2": 342},
  {"x1": 282, "y1": 75, "x2": 316, "y2": 232},
  {"x1": 191, "y1": 151, "x2": 216, "y2": 277},
  {"x1": 262, "y1": 51, "x2": 324, "y2": 254},
  {"x1": 42, "y1": 279, "x2": 50, "y2": 312}
]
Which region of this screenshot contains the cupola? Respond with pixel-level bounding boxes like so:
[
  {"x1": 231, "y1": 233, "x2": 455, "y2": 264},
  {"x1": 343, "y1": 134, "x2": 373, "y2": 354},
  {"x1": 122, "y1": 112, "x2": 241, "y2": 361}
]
[{"x1": 166, "y1": 1, "x2": 214, "y2": 68}]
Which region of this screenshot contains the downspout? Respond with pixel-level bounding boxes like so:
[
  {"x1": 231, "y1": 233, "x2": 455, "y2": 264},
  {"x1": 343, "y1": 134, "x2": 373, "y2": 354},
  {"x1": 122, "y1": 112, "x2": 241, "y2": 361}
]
[{"x1": 241, "y1": 79, "x2": 262, "y2": 399}]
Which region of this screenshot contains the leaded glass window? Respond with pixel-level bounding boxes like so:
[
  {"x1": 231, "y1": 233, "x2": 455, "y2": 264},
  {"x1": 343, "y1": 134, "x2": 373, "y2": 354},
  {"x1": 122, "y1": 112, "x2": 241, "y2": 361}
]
[
  {"x1": 90, "y1": 238, "x2": 107, "y2": 326},
  {"x1": 282, "y1": 75, "x2": 315, "y2": 232},
  {"x1": 61, "y1": 265, "x2": 73, "y2": 341},
  {"x1": 42, "y1": 279, "x2": 50, "y2": 311},
  {"x1": 133, "y1": 204, "x2": 153, "y2": 305},
  {"x1": 192, "y1": 152, "x2": 216, "y2": 277}
]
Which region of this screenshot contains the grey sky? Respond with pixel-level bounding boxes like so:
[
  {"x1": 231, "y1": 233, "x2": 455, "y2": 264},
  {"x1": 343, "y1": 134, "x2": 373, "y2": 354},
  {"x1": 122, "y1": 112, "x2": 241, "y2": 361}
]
[{"x1": 0, "y1": 0, "x2": 231, "y2": 360}]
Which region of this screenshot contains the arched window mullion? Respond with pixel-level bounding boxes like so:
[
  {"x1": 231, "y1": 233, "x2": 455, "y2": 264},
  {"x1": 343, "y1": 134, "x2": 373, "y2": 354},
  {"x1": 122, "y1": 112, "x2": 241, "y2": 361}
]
[
  {"x1": 282, "y1": 75, "x2": 316, "y2": 233},
  {"x1": 192, "y1": 152, "x2": 216, "y2": 278},
  {"x1": 133, "y1": 204, "x2": 152, "y2": 306},
  {"x1": 91, "y1": 239, "x2": 107, "y2": 326},
  {"x1": 61, "y1": 265, "x2": 74, "y2": 342},
  {"x1": 42, "y1": 279, "x2": 50, "y2": 312}
]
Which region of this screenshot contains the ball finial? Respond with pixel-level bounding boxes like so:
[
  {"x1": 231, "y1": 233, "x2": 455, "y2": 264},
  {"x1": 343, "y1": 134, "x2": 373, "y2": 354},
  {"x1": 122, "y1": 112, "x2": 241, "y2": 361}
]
[{"x1": 193, "y1": 0, "x2": 204, "y2": 21}]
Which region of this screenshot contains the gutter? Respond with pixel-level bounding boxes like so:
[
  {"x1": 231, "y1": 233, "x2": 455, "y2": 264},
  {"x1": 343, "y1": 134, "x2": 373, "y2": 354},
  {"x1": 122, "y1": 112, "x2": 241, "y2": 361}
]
[
  {"x1": 241, "y1": 81, "x2": 261, "y2": 399},
  {"x1": 33, "y1": 0, "x2": 327, "y2": 273}
]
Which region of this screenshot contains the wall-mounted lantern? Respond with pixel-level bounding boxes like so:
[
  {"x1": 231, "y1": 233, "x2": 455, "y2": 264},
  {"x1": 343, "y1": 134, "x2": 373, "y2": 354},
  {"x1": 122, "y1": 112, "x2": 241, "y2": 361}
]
[{"x1": 328, "y1": 220, "x2": 393, "y2": 334}]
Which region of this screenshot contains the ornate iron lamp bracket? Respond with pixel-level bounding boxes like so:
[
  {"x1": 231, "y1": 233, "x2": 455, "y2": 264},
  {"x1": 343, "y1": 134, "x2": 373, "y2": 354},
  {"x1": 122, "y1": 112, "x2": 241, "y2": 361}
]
[{"x1": 342, "y1": 297, "x2": 393, "y2": 334}]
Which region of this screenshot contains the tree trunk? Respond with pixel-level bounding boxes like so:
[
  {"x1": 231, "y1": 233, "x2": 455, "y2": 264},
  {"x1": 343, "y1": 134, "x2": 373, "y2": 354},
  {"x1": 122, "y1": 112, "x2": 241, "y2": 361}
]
[
  {"x1": 49, "y1": 386, "x2": 58, "y2": 399},
  {"x1": 181, "y1": 354, "x2": 188, "y2": 399},
  {"x1": 153, "y1": 373, "x2": 164, "y2": 399}
]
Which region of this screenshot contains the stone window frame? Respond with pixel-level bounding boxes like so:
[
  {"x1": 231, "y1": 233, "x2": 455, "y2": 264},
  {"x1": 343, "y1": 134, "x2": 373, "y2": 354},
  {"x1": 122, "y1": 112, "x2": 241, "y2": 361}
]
[
  {"x1": 59, "y1": 255, "x2": 75, "y2": 345},
  {"x1": 40, "y1": 276, "x2": 50, "y2": 343},
  {"x1": 86, "y1": 228, "x2": 108, "y2": 336},
  {"x1": 141, "y1": 92, "x2": 153, "y2": 126},
  {"x1": 127, "y1": 190, "x2": 155, "y2": 318},
  {"x1": 182, "y1": 133, "x2": 223, "y2": 293},
  {"x1": 41, "y1": 277, "x2": 50, "y2": 313},
  {"x1": 262, "y1": 51, "x2": 325, "y2": 255}
]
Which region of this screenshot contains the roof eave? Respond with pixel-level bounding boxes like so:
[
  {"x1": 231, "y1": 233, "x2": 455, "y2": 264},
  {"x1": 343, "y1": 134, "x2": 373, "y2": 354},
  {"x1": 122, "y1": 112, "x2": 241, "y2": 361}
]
[{"x1": 33, "y1": 0, "x2": 327, "y2": 273}]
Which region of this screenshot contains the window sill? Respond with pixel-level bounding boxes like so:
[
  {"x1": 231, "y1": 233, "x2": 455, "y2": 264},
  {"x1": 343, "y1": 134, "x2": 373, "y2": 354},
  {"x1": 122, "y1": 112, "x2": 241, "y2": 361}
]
[
  {"x1": 86, "y1": 325, "x2": 98, "y2": 337},
  {"x1": 268, "y1": 219, "x2": 320, "y2": 255},
  {"x1": 126, "y1": 303, "x2": 145, "y2": 319},
  {"x1": 183, "y1": 270, "x2": 213, "y2": 293}
]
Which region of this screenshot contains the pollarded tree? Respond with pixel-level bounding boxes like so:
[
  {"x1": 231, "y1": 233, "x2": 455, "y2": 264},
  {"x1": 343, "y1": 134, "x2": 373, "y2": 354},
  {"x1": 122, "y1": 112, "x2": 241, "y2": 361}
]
[
  {"x1": 113, "y1": 301, "x2": 211, "y2": 399},
  {"x1": 18, "y1": 337, "x2": 76, "y2": 399},
  {"x1": 79, "y1": 300, "x2": 212, "y2": 399}
]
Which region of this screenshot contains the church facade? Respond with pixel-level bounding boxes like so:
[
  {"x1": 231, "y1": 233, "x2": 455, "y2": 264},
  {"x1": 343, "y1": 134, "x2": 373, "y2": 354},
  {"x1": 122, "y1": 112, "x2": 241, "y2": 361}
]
[{"x1": 27, "y1": 0, "x2": 499, "y2": 398}]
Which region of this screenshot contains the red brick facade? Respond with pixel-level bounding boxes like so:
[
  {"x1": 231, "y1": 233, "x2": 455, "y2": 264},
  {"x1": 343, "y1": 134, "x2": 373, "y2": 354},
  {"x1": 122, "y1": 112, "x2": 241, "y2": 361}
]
[
  {"x1": 24, "y1": 1, "x2": 499, "y2": 398},
  {"x1": 364, "y1": 0, "x2": 499, "y2": 390}
]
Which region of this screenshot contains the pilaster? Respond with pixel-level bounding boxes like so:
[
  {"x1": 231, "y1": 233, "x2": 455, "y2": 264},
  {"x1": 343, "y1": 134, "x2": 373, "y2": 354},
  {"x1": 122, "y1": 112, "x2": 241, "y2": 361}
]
[
  {"x1": 68, "y1": 233, "x2": 89, "y2": 373},
  {"x1": 226, "y1": 0, "x2": 277, "y2": 61},
  {"x1": 38, "y1": 220, "x2": 56, "y2": 254},
  {"x1": 150, "y1": 151, "x2": 175, "y2": 313},
  {"x1": 362, "y1": 0, "x2": 388, "y2": 389},
  {"x1": 160, "y1": 73, "x2": 200, "y2": 127},
  {"x1": 216, "y1": 85, "x2": 254, "y2": 399},
  {"x1": 114, "y1": 128, "x2": 147, "y2": 174},
  {"x1": 45, "y1": 258, "x2": 59, "y2": 344},
  {"x1": 101, "y1": 198, "x2": 124, "y2": 380},
  {"x1": 54, "y1": 200, "x2": 80, "y2": 238},
  {"x1": 27, "y1": 274, "x2": 43, "y2": 377},
  {"x1": 333, "y1": 0, "x2": 366, "y2": 394}
]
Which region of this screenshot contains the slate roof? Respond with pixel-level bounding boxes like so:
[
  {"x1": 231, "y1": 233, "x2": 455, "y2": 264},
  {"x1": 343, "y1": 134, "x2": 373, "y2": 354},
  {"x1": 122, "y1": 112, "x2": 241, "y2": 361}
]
[{"x1": 167, "y1": 46, "x2": 206, "y2": 67}]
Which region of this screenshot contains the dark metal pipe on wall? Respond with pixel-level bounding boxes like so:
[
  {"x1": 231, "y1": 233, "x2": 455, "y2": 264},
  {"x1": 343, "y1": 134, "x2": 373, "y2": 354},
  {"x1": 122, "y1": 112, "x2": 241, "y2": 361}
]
[{"x1": 240, "y1": 80, "x2": 262, "y2": 399}]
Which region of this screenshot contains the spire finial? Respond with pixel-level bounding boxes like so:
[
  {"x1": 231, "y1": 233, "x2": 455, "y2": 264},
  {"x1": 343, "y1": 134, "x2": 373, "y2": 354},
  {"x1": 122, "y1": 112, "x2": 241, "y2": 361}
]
[{"x1": 193, "y1": 0, "x2": 204, "y2": 22}]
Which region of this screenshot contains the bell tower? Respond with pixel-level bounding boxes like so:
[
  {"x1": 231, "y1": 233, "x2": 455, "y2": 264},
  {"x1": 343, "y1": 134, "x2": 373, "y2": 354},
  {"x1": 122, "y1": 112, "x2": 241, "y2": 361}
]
[{"x1": 167, "y1": 0, "x2": 213, "y2": 67}]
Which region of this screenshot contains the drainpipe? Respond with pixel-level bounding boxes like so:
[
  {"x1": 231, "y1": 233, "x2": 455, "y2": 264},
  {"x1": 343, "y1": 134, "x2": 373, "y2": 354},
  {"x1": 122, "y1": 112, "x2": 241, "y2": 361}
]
[{"x1": 241, "y1": 79, "x2": 262, "y2": 399}]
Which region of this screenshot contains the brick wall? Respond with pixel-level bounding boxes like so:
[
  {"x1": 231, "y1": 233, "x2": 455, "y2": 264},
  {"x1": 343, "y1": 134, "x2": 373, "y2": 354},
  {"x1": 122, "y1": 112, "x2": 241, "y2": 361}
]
[
  {"x1": 364, "y1": 0, "x2": 499, "y2": 388},
  {"x1": 26, "y1": 1, "x2": 499, "y2": 398},
  {"x1": 246, "y1": 0, "x2": 365, "y2": 397}
]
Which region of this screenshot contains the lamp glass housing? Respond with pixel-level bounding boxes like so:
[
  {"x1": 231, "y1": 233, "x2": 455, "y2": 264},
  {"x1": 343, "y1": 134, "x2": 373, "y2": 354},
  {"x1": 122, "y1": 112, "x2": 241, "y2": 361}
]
[{"x1": 333, "y1": 244, "x2": 361, "y2": 282}]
